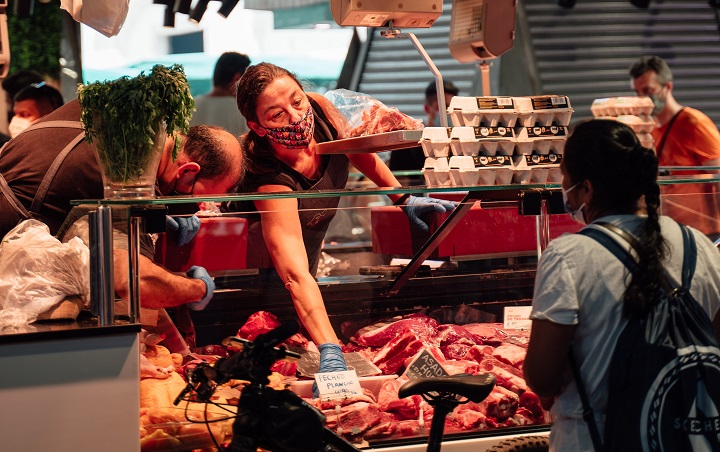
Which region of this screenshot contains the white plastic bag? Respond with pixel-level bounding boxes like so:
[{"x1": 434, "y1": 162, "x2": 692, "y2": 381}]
[
  {"x1": 0, "y1": 220, "x2": 90, "y2": 326},
  {"x1": 60, "y1": 0, "x2": 130, "y2": 38}
]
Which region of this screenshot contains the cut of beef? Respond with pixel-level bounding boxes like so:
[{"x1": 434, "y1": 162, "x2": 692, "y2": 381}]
[
  {"x1": 463, "y1": 323, "x2": 505, "y2": 345},
  {"x1": 441, "y1": 359, "x2": 481, "y2": 376},
  {"x1": 372, "y1": 330, "x2": 426, "y2": 375},
  {"x1": 236, "y1": 311, "x2": 309, "y2": 347},
  {"x1": 378, "y1": 378, "x2": 422, "y2": 420},
  {"x1": 437, "y1": 324, "x2": 480, "y2": 346},
  {"x1": 492, "y1": 343, "x2": 527, "y2": 370},
  {"x1": 473, "y1": 386, "x2": 519, "y2": 421},
  {"x1": 353, "y1": 315, "x2": 439, "y2": 347},
  {"x1": 323, "y1": 402, "x2": 383, "y2": 436},
  {"x1": 363, "y1": 412, "x2": 397, "y2": 439}
]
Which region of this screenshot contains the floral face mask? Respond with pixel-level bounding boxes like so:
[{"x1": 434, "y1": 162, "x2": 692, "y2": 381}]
[{"x1": 262, "y1": 108, "x2": 314, "y2": 149}]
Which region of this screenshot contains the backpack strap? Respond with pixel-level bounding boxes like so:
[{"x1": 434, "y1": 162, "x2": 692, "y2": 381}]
[
  {"x1": 679, "y1": 225, "x2": 697, "y2": 290},
  {"x1": 578, "y1": 226, "x2": 639, "y2": 274},
  {"x1": 567, "y1": 348, "x2": 605, "y2": 451}
]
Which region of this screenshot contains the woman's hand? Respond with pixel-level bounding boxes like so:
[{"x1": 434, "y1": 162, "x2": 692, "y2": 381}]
[{"x1": 402, "y1": 195, "x2": 458, "y2": 232}]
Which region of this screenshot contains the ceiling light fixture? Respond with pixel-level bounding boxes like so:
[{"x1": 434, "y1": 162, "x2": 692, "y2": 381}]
[
  {"x1": 174, "y1": 0, "x2": 192, "y2": 15},
  {"x1": 217, "y1": 0, "x2": 240, "y2": 18},
  {"x1": 189, "y1": 0, "x2": 211, "y2": 24}
]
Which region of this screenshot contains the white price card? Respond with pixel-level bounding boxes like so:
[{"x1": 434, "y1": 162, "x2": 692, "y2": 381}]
[
  {"x1": 504, "y1": 306, "x2": 533, "y2": 330},
  {"x1": 315, "y1": 370, "x2": 363, "y2": 399}
]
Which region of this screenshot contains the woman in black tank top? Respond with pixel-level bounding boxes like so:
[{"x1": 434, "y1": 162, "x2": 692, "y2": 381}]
[{"x1": 232, "y1": 63, "x2": 416, "y2": 376}]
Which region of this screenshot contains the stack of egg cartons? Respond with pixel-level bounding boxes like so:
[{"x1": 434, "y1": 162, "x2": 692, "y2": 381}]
[
  {"x1": 512, "y1": 95, "x2": 573, "y2": 185},
  {"x1": 591, "y1": 97, "x2": 655, "y2": 149},
  {"x1": 422, "y1": 95, "x2": 573, "y2": 187}
]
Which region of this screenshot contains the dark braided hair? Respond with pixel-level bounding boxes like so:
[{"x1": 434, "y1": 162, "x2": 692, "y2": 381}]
[
  {"x1": 564, "y1": 119, "x2": 669, "y2": 317},
  {"x1": 235, "y1": 62, "x2": 304, "y2": 174}
]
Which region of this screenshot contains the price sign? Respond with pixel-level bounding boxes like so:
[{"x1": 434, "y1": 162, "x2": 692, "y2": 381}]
[
  {"x1": 504, "y1": 306, "x2": 532, "y2": 330},
  {"x1": 315, "y1": 370, "x2": 363, "y2": 399},
  {"x1": 403, "y1": 349, "x2": 449, "y2": 380}
]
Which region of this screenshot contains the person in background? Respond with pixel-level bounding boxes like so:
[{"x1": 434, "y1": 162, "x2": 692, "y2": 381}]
[
  {"x1": 9, "y1": 81, "x2": 64, "y2": 138},
  {"x1": 524, "y1": 119, "x2": 720, "y2": 451},
  {"x1": 630, "y1": 55, "x2": 720, "y2": 238},
  {"x1": 389, "y1": 79, "x2": 460, "y2": 175},
  {"x1": 424, "y1": 79, "x2": 459, "y2": 128},
  {"x1": 232, "y1": 63, "x2": 457, "y2": 381},
  {"x1": 191, "y1": 52, "x2": 251, "y2": 137},
  {"x1": 0, "y1": 69, "x2": 45, "y2": 145},
  {"x1": 0, "y1": 99, "x2": 244, "y2": 354}
]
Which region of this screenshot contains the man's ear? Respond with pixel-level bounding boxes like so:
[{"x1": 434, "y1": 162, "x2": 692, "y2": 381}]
[
  {"x1": 248, "y1": 120, "x2": 265, "y2": 137},
  {"x1": 175, "y1": 162, "x2": 201, "y2": 192},
  {"x1": 665, "y1": 80, "x2": 674, "y2": 94}
]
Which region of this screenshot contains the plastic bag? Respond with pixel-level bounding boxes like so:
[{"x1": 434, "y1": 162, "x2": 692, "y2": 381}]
[
  {"x1": 324, "y1": 88, "x2": 424, "y2": 137},
  {"x1": 60, "y1": 0, "x2": 130, "y2": 38},
  {"x1": 0, "y1": 220, "x2": 90, "y2": 327}
]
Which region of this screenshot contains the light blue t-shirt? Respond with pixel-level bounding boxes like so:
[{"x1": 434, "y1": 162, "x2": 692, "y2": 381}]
[{"x1": 531, "y1": 215, "x2": 720, "y2": 451}]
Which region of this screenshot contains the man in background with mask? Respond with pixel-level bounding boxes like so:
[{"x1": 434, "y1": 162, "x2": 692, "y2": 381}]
[
  {"x1": 630, "y1": 55, "x2": 720, "y2": 239},
  {"x1": 9, "y1": 81, "x2": 64, "y2": 138}
]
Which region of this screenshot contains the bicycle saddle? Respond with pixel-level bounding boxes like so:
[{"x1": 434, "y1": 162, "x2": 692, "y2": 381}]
[{"x1": 398, "y1": 373, "x2": 496, "y2": 403}]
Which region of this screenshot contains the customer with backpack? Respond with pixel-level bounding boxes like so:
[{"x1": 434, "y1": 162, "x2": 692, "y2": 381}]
[{"x1": 524, "y1": 119, "x2": 720, "y2": 451}]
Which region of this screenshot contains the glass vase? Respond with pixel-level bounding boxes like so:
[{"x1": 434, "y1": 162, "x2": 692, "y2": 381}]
[{"x1": 93, "y1": 124, "x2": 166, "y2": 199}]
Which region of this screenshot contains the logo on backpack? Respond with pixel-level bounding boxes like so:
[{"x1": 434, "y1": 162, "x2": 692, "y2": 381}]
[{"x1": 641, "y1": 345, "x2": 720, "y2": 452}]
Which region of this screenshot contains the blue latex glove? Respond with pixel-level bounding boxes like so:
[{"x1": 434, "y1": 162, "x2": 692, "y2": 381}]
[
  {"x1": 312, "y1": 343, "x2": 348, "y2": 398},
  {"x1": 186, "y1": 265, "x2": 214, "y2": 311},
  {"x1": 166, "y1": 215, "x2": 201, "y2": 246},
  {"x1": 402, "y1": 195, "x2": 458, "y2": 232}
]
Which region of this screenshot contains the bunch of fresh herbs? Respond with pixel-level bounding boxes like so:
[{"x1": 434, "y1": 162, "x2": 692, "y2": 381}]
[{"x1": 78, "y1": 64, "x2": 195, "y2": 182}]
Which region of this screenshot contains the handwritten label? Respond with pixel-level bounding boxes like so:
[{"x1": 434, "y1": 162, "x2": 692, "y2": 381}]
[
  {"x1": 504, "y1": 306, "x2": 533, "y2": 330},
  {"x1": 404, "y1": 349, "x2": 450, "y2": 380},
  {"x1": 315, "y1": 370, "x2": 363, "y2": 399}
]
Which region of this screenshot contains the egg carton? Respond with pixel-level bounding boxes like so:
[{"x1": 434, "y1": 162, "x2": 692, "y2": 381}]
[
  {"x1": 514, "y1": 125, "x2": 568, "y2": 155},
  {"x1": 422, "y1": 157, "x2": 453, "y2": 187},
  {"x1": 446, "y1": 155, "x2": 516, "y2": 186},
  {"x1": 591, "y1": 97, "x2": 653, "y2": 117},
  {"x1": 447, "y1": 96, "x2": 519, "y2": 128},
  {"x1": 614, "y1": 115, "x2": 655, "y2": 133},
  {"x1": 513, "y1": 95, "x2": 574, "y2": 127},
  {"x1": 419, "y1": 127, "x2": 452, "y2": 158},
  {"x1": 449, "y1": 126, "x2": 515, "y2": 156}
]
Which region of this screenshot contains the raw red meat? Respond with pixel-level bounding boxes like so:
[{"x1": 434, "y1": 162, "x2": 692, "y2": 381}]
[
  {"x1": 378, "y1": 378, "x2": 422, "y2": 420},
  {"x1": 348, "y1": 104, "x2": 423, "y2": 137},
  {"x1": 463, "y1": 323, "x2": 505, "y2": 346},
  {"x1": 372, "y1": 331, "x2": 426, "y2": 375},
  {"x1": 492, "y1": 343, "x2": 527, "y2": 370},
  {"x1": 236, "y1": 311, "x2": 309, "y2": 347},
  {"x1": 437, "y1": 324, "x2": 481, "y2": 346},
  {"x1": 363, "y1": 412, "x2": 397, "y2": 439},
  {"x1": 323, "y1": 402, "x2": 383, "y2": 435},
  {"x1": 519, "y1": 391, "x2": 545, "y2": 421},
  {"x1": 353, "y1": 314, "x2": 439, "y2": 347},
  {"x1": 440, "y1": 359, "x2": 482, "y2": 376},
  {"x1": 473, "y1": 386, "x2": 519, "y2": 421},
  {"x1": 396, "y1": 420, "x2": 423, "y2": 436},
  {"x1": 442, "y1": 342, "x2": 473, "y2": 360}
]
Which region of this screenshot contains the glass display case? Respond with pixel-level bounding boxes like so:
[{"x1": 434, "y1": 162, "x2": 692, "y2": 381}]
[{"x1": 71, "y1": 169, "x2": 720, "y2": 450}]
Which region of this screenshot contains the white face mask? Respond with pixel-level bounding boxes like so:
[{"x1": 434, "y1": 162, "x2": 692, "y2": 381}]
[
  {"x1": 562, "y1": 180, "x2": 586, "y2": 225},
  {"x1": 8, "y1": 116, "x2": 32, "y2": 138}
]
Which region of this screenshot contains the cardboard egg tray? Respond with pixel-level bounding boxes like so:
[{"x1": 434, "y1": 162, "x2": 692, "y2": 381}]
[
  {"x1": 423, "y1": 152, "x2": 562, "y2": 187},
  {"x1": 591, "y1": 96, "x2": 654, "y2": 117},
  {"x1": 448, "y1": 95, "x2": 574, "y2": 129}
]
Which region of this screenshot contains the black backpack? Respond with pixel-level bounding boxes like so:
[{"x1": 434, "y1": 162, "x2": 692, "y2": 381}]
[{"x1": 571, "y1": 222, "x2": 720, "y2": 452}]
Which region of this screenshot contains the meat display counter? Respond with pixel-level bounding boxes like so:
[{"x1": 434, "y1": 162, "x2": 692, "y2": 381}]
[{"x1": 69, "y1": 171, "x2": 720, "y2": 451}]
